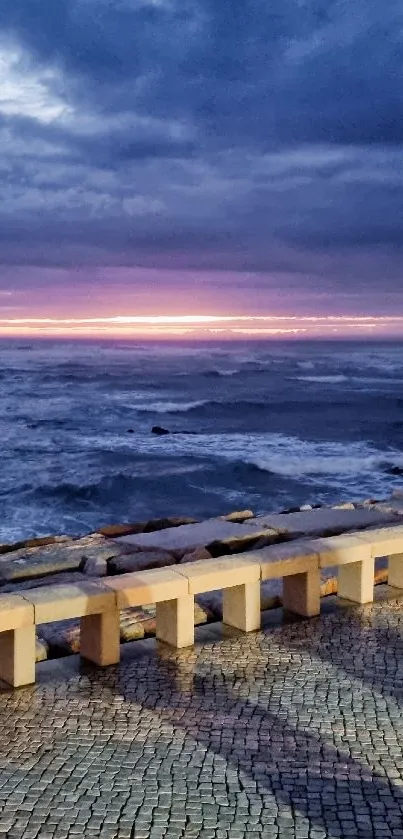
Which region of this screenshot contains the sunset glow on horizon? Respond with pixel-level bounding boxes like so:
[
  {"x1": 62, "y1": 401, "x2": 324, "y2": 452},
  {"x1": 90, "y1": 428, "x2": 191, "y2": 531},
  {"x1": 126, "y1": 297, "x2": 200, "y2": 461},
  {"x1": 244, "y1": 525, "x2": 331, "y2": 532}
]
[{"x1": 0, "y1": 313, "x2": 403, "y2": 339}]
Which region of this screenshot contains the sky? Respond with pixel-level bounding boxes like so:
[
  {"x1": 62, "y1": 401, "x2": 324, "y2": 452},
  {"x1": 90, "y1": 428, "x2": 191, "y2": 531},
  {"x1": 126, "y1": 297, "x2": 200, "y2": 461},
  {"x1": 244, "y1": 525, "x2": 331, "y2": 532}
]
[{"x1": 0, "y1": 0, "x2": 402, "y2": 339}]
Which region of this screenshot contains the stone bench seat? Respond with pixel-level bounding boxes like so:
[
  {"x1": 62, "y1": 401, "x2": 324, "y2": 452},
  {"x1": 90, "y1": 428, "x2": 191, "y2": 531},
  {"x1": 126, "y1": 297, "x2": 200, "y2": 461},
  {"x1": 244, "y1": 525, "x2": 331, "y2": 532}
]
[
  {"x1": 353, "y1": 524, "x2": 403, "y2": 557},
  {"x1": 252, "y1": 541, "x2": 321, "y2": 618},
  {"x1": 175, "y1": 556, "x2": 261, "y2": 639},
  {"x1": 307, "y1": 533, "x2": 374, "y2": 605},
  {"x1": 105, "y1": 568, "x2": 190, "y2": 648},
  {"x1": 104, "y1": 567, "x2": 189, "y2": 607}
]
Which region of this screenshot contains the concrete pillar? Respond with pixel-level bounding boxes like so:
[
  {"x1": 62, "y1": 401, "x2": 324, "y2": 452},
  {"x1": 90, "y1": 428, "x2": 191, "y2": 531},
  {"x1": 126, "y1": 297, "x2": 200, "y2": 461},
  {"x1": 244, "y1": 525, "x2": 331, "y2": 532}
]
[
  {"x1": 388, "y1": 553, "x2": 403, "y2": 589},
  {"x1": 283, "y1": 569, "x2": 321, "y2": 617},
  {"x1": 80, "y1": 611, "x2": 120, "y2": 666},
  {"x1": 0, "y1": 625, "x2": 36, "y2": 688},
  {"x1": 338, "y1": 557, "x2": 375, "y2": 604},
  {"x1": 222, "y1": 581, "x2": 261, "y2": 633},
  {"x1": 156, "y1": 595, "x2": 195, "y2": 648}
]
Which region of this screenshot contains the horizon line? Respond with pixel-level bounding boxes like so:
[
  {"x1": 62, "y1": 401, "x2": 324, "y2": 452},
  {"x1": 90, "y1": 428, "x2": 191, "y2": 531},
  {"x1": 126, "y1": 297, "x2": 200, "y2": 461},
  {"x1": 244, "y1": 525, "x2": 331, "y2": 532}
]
[{"x1": 0, "y1": 313, "x2": 403, "y2": 339}]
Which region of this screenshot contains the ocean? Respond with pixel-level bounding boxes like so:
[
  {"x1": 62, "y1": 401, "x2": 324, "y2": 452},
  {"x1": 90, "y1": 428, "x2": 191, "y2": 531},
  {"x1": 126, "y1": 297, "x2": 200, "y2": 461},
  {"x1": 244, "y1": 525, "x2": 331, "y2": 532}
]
[{"x1": 0, "y1": 338, "x2": 403, "y2": 543}]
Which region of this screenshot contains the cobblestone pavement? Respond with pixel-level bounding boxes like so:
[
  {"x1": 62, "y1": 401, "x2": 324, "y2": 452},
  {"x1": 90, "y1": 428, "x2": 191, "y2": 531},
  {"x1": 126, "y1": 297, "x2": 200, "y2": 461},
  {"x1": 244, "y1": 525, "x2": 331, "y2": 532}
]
[{"x1": 1, "y1": 590, "x2": 403, "y2": 838}]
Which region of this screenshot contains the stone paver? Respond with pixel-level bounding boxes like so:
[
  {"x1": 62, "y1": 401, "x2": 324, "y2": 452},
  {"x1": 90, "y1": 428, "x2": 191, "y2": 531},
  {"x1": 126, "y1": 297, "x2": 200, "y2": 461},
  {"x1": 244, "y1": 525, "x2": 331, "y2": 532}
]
[{"x1": 0, "y1": 589, "x2": 403, "y2": 837}]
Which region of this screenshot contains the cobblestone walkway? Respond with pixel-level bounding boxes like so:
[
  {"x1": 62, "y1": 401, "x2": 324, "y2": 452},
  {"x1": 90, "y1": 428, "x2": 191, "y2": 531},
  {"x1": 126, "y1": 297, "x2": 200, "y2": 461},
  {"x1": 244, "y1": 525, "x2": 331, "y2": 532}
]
[{"x1": 1, "y1": 592, "x2": 403, "y2": 839}]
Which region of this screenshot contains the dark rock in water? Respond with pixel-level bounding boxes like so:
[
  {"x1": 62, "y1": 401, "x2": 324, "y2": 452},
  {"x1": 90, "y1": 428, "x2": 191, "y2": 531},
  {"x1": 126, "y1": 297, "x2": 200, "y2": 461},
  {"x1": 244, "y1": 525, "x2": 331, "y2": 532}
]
[
  {"x1": 386, "y1": 465, "x2": 403, "y2": 476},
  {"x1": 127, "y1": 428, "x2": 134, "y2": 433},
  {"x1": 151, "y1": 425, "x2": 197, "y2": 436},
  {"x1": 152, "y1": 425, "x2": 170, "y2": 435}
]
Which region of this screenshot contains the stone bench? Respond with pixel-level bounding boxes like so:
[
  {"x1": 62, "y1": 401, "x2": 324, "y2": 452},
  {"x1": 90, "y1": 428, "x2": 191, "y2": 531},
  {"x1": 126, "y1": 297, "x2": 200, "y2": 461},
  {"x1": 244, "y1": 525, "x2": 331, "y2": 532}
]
[
  {"x1": 0, "y1": 582, "x2": 120, "y2": 688},
  {"x1": 309, "y1": 533, "x2": 375, "y2": 604},
  {"x1": 105, "y1": 560, "x2": 261, "y2": 648},
  {"x1": 104, "y1": 567, "x2": 191, "y2": 648},
  {"x1": 2, "y1": 525, "x2": 403, "y2": 689},
  {"x1": 309, "y1": 526, "x2": 403, "y2": 604},
  {"x1": 175, "y1": 556, "x2": 261, "y2": 641},
  {"x1": 252, "y1": 541, "x2": 321, "y2": 617}
]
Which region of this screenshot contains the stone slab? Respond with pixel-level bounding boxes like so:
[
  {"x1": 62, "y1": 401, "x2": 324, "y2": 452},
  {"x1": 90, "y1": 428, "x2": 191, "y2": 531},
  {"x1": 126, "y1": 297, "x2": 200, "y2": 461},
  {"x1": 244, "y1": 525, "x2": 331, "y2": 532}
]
[
  {"x1": 22, "y1": 581, "x2": 116, "y2": 624},
  {"x1": 0, "y1": 571, "x2": 89, "y2": 594},
  {"x1": 109, "y1": 550, "x2": 176, "y2": 575},
  {"x1": 115, "y1": 520, "x2": 276, "y2": 553},
  {"x1": 0, "y1": 535, "x2": 130, "y2": 583},
  {"x1": 206, "y1": 529, "x2": 280, "y2": 557},
  {"x1": 253, "y1": 541, "x2": 320, "y2": 580},
  {"x1": 175, "y1": 556, "x2": 260, "y2": 595},
  {"x1": 247, "y1": 507, "x2": 399, "y2": 538},
  {"x1": 98, "y1": 516, "x2": 198, "y2": 537},
  {"x1": 0, "y1": 594, "x2": 34, "y2": 632},
  {"x1": 104, "y1": 567, "x2": 188, "y2": 608}
]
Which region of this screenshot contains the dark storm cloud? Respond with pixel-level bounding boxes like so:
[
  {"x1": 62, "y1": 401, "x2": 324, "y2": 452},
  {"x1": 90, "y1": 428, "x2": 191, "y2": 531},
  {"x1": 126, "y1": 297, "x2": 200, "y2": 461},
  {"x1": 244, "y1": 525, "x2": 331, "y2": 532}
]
[{"x1": 0, "y1": 0, "x2": 403, "y2": 304}]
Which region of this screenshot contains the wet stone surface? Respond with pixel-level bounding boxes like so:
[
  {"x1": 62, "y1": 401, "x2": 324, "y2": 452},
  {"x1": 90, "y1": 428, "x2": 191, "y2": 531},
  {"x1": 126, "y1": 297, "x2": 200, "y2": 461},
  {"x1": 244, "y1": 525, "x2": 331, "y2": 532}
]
[{"x1": 1, "y1": 591, "x2": 403, "y2": 838}]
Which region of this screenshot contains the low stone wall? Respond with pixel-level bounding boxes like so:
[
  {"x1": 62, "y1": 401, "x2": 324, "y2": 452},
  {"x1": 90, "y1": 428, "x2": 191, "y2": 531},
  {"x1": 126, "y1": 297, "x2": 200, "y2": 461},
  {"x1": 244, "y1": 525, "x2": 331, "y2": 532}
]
[{"x1": 0, "y1": 495, "x2": 401, "y2": 662}]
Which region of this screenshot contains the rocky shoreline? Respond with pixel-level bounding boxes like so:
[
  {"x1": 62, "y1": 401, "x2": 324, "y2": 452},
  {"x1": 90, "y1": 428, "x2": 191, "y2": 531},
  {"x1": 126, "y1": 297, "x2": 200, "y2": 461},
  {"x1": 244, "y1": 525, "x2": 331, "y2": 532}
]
[{"x1": 1, "y1": 493, "x2": 403, "y2": 664}]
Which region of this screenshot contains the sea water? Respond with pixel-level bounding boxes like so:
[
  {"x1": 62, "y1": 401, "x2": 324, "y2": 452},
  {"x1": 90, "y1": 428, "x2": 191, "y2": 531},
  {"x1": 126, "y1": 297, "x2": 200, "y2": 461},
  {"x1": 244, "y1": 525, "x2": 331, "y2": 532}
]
[{"x1": 0, "y1": 338, "x2": 402, "y2": 541}]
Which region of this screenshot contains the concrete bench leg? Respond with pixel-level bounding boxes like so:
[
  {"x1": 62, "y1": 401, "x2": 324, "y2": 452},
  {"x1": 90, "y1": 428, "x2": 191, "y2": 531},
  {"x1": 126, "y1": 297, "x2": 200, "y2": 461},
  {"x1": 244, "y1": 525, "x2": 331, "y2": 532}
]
[
  {"x1": 388, "y1": 553, "x2": 403, "y2": 589},
  {"x1": 0, "y1": 625, "x2": 36, "y2": 688},
  {"x1": 80, "y1": 611, "x2": 120, "y2": 666},
  {"x1": 283, "y1": 569, "x2": 321, "y2": 617},
  {"x1": 338, "y1": 557, "x2": 375, "y2": 604},
  {"x1": 156, "y1": 595, "x2": 195, "y2": 648},
  {"x1": 223, "y1": 581, "x2": 261, "y2": 633}
]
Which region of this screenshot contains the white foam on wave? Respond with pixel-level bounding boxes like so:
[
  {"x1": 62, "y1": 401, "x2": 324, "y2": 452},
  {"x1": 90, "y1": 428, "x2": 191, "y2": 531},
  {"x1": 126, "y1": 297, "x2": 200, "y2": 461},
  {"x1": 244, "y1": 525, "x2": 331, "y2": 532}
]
[
  {"x1": 351, "y1": 375, "x2": 403, "y2": 386},
  {"x1": 215, "y1": 369, "x2": 239, "y2": 377},
  {"x1": 73, "y1": 427, "x2": 403, "y2": 500},
  {"x1": 297, "y1": 360, "x2": 316, "y2": 371},
  {"x1": 294, "y1": 374, "x2": 348, "y2": 384},
  {"x1": 141, "y1": 431, "x2": 403, "y2": 492},
  {"x1": 354, "y1": 357, "x2": 403, "y2": 376},
  {"x1": 135, "y1": 399, "x2": 210, "y2": 414}
]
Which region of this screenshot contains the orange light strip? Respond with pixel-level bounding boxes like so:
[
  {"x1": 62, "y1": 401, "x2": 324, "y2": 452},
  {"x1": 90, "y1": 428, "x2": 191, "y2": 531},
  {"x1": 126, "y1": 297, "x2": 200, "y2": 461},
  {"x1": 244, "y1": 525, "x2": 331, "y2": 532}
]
[{"x1": 0, "y1": 314, "x2": 402, "y2": 337}]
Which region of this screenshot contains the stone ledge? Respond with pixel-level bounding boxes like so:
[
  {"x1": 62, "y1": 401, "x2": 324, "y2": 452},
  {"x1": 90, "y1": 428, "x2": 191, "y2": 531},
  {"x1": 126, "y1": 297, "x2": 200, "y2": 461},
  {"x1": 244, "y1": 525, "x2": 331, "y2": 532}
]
[{"x1": 97, "y1": 516, "x2": 198, "y2": 538}]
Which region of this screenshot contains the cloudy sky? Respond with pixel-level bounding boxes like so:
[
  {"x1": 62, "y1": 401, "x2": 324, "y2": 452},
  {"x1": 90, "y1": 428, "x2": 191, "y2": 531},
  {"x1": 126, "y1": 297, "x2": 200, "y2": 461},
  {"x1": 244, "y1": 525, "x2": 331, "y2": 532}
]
[{"x1": 0, "y1": 0, "x2": 402, "y2": 337}]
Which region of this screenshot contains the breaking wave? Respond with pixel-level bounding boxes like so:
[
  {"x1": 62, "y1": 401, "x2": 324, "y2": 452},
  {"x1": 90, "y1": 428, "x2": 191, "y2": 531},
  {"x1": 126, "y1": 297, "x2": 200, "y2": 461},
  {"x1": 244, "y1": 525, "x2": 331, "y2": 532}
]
[
  {"x1": 152, "y1": 431, "x2": 403, "y2": 490},
  {"x1": 135, "y1": 399, "x2": 210, "y2": 413},
  {"x1": 293, "y1": 375, "x2": 348, "y2": 384}
]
